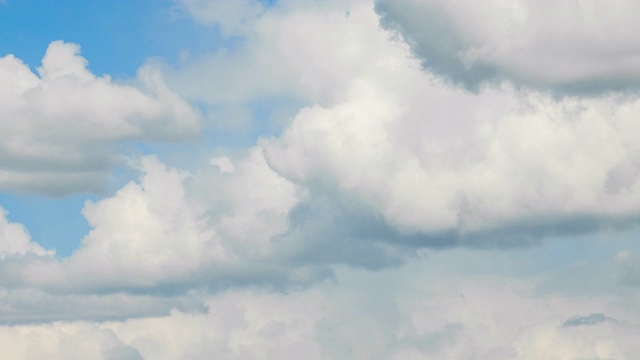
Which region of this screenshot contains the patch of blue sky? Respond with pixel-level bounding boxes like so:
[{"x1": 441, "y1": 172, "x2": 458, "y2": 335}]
[
  {"x1": 0, "y1": 192, "x2": 98, "y2": 257},
  {"x1": 0, "y1": 0, "x2": 237, "y2": 78}
]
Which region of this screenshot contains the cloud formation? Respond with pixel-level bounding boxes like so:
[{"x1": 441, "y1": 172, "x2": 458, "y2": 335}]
[
  {"x1": 2, "y1": 265, "x2": 640, "y2": 359},
  {"x1": 3, "y1": 0, "x2": 640, "y2": 294},
  {"x1": 0, "y1": 41, "x2": 200, "y2": 195},
  {"x1": 376, "y1": 0, "x2": 640, "y2": 92},
  {"x1": 0, "y1": 207, "x2": 51, "y2": 258},
  {"x1": 156, "y1": 0, "x2": 640, "y2": 250},
  {"x1": 2, "y1": 0, "x2": 640, "y2": 358}
]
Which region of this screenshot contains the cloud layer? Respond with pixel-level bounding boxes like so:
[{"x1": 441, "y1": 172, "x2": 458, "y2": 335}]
[{"x1": 2, "y1": 264, "x2": 640, "y2": 359}]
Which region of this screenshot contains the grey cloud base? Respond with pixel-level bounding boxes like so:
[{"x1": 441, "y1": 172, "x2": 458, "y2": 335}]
[{"x1": 375, "y1": 0, "x2": 640, "y2": 94}]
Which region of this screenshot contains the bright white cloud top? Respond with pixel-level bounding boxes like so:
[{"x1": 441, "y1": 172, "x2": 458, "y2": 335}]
[{"x1": 1, "y1": 0, "x2": 640, "y2": 359}]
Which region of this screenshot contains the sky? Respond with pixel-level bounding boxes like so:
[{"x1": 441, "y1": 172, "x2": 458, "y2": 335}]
[{"x1": 1, "y1": 0, "x2": 640, "y2": 359}]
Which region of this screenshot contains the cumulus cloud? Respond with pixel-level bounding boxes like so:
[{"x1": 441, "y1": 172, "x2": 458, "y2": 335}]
[
  {"x1": 3, "y1": 1, "x2": 640, "y2": 357},
  {"x1": 163, "y1": 0, "x2": 402, "y2": 107},
  {"x1": 238, "y1": 0, "x2": 640, "y2": 248},
  {"x1": 263, "y1": 53, "x2": 640, "y2": 248},
  {"x1": 6, "y1": 0, "x2": 635, "y2": 298},
  {"x1": 0, "y1": 40, "x2": 201, "y2": 195},
  {"x1": 155, "y1": 0, "x2": 640, "y2": 248},
  {"x1": 0, "y1": 207, "x2": 52, "y2": 259},
  {"x1": 2, "y1": 265, "x2": 640, "y2": 359},
  {"x1": 1, "y1": 149, "x2": 329, "y2": 295},
  {"x1": 376, "y1": 0, "x2": 640, "y2": 92}
]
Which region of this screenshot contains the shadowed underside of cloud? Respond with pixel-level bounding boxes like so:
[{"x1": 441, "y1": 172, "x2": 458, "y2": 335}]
[
  {"x1": 375, "y1": 0, "x2": 640, "y2": 94},
  {"x1": 0, "y1": 288, "x2": 208, "y2": 325},
  {"x1": 2, "y1": 141, "x2": 639, "y2": 301},
  {"x1": 1, "y1": 272, "x2": 640, "y2": 359},
  {"x1": 563, "y1": 313, "x2": 612, "y2": 327}
]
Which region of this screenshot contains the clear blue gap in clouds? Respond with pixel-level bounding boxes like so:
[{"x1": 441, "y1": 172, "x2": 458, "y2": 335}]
[
  {"x1": 0, "y1": 193, "x2": 98, "y2": 257},
  {"x1": 0, "y1": 0, "x2": 232, "y2": 256},
  {"x1": 0, "y1": 0, "x2": 234, "y2": 77}
]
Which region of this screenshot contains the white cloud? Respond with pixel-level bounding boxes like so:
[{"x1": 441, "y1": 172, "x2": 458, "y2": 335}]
[
  {"x1": 0, "y1": 207, "x2": 52, "y2": 259},
  {"x1": 264, "y1": 56, "x2": 640, "y2": 242},
  {"x1": 11, "y1": 0, "x2": 634, "y2": 295},
  {"x1": 5, "y1": 0, "x2": 638, "y2": 296},
  {"x1": 9, "y1": 148, "x2": 309, "y2": 293},
  {"x1": 240, "y1": 0, "x2": 640, "y2": 245},
  {"x1": 164, "y1": 0, "x2": 403, "y2": 106},
  {"x1": 209, "y1": 156, "x2": 235, "y2": 173},
  {"x1": 0, "y1": 41, "x2": 201, "y2": 195},
  {"x1": 196, "y1": 147, "x2": 299, "y2": 257},
  {"x1": 19, "y1": 156, "x2": 225, "y2": 291},
  {"x1": 161, "y1": 0, "x2": 640, "y2": 245},
  {"x1": 3, "y1": 2, "x2": 640, "y2": 357}
]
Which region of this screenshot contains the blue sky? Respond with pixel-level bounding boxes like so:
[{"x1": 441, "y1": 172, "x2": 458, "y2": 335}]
[
  {"x1": 0, "y1": 0, "x2": 231, "y2": 76},
  {"x1": 2, "y1": 0, "x2": 640, "y2": 358}
]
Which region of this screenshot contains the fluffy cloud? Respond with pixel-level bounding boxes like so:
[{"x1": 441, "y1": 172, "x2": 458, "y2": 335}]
[
  {"x1": 0, "y1": 40, "x2": 200, "y2": 195},
  {"x1": 0, "y1": 207, "x2": 52, "y2": 259},
  {"x1": 376, "y1": 0, "x2": 640, "y2": 92},
  {"x1": 5, "y1": 0, "x2": 639, "y2": 294},
  {"x1": 12, "y1": 0, "x2": 628, "y2": 293},
  {"x1": 265, "y1": 79, "x2": 640, "y2": 246},
  {"x1": 164, "y1": 0, "x2": 402, "y2": 107},
  {"x1": 3, "y1": 1, "x2": 640, "y2": 357},
  {"x1": 2, "y1": 148, "x2": 330, "y2": 295},
  {"x1": 158, "y1": 0, "x2": 640, "y2": 248},
  {"x1": 239, "y1": 0, "x2": 640, "y2": 248},
  {"x1": 59, "y1": 156, "x2": 225, "y2": 289}
]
